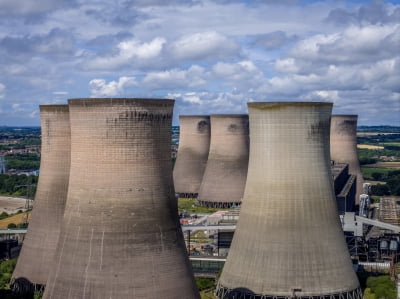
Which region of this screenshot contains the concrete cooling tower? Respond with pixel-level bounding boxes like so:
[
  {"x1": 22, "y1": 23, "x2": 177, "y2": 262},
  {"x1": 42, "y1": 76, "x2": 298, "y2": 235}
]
[
  {"x1": 330, "y1": 115, "x2": 364, "y2": 204},
  {"x1": 173, "y1": 115, "x2": 211, "y2": 197},
  {"x1": 43, "y1": 98, "x2": 199, "y2": 299},
  {"x1": 197, "y1": 115, "x2": 249, "y2": 208},
  {"x1": 12, "y1": 105, "x2": 70, "y2": 293},
  {"x1": 216, "y1": 102, "x2": 362, "y2": 299}
]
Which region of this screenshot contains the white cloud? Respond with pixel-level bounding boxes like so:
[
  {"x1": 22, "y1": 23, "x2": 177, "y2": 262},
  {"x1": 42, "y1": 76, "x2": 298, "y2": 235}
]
[
  {"x1": 142, "y1": 65, "x2": 207, "y2": 90},
  {"x1": 211, "y1": 60, "x2": 266, "y2": 90},
  {"x1": 169, "y1": 31, "x2": 241, "y2": 61},
  {"x1": 289, "y1": 24, "x2": 400, "y2": 64},
  {"x1": 89, "y1": 76, "x2": 137, "y2": 97},
  {"x1": 84, "y1": 37, "x2": 166, "y2": 70},
  {"x1": 0, "y1": 83, "x2": 5, "y2": 99}
]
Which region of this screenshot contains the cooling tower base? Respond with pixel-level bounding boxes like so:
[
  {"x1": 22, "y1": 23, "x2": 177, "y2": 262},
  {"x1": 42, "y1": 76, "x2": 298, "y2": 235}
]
[
  {"x1": 215, "y1": 284, "x2": 363, "y2": 299},
  {"x1": 196, "y1": 200, "x2": 241, "y2": 209},
  {"x1": 10, "y1": 277, "x2": 45, "y2": 295}
]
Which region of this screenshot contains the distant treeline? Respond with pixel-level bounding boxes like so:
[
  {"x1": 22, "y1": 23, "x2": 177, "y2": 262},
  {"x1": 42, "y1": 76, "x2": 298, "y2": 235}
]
[
  {"x1": 0, "y1": 174, "x2": 38, "y2": 197},
  {"x1": 4, "y1": 153, "x2": 40, "y2": 170},
  {"x1": 370, "y1": 170, "x2": 400, "y2": 196},
  {"x1": 358, "y1": 126, "x2": 400, "y2": 133},
  {"x1": 357, "y1": 133, "x2": 400, "y2": 145}
]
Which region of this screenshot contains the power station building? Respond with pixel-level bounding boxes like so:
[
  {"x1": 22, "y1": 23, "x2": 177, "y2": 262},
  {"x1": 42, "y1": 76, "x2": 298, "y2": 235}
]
[
  {"x1": 12, "y1": 105, "x2": 71, "y2": 293},
  {"x1": 330, "y1": 115, "x2": 364, "y2": 204},
  {"x1": 0, "y1": 156, "x2": 6, "y2": 174},
  {"x1": 43, "y1": 98, "x2": 199, "y2": 299},
  {"x1": 331, "y1": 162, "x2": 356, "y2": 214},
  {"x1": 216, "y1": 102, "x2": 362, "y2": 299},
  {"x1": 197, "y1": 114, "x2": 249, "y2": 208},
  {"x1": 173, "y1": 115, "x2": 211, "y2": 198}
]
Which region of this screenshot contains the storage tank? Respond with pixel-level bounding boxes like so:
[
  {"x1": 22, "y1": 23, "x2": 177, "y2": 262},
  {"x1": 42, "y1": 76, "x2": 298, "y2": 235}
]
[
  {"x1": 173, "y1": 115, "x2": 211, "y2": 197},
  {"x1": 197, "y1": 115, "x2": 249, "y2": 208},
  {"x1": 43, "y1": 98, "x2": 199, "y2": 299},
  {"x1": 216, "y1": 102, "x2": 361, "y2": 299},
  {"x1": 330, "y1": 115, "x2": 364, "y2": 204},
  {"x1": 12, "y1": 105, "x2": 70, "y2": 293}
]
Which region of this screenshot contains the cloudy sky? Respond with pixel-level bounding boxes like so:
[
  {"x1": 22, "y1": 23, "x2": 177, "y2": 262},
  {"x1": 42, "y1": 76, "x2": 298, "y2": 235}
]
[{"x1": 0, "y1": 0, "x2": 399, "y2": 126}]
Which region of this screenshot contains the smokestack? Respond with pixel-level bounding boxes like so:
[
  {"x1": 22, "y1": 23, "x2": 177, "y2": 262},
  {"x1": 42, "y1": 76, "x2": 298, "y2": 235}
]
[
  {"x1": 173, "y1": 115, "x2": 210, "y2": 197},
  {"x1": 43, "y1": 98, "x2": 199, "y2": 299},
  {"x1": 197, "y1": 115, "x2": 249, "y2": 208},
  {"x1": 216, "y1": 102, "x2": 361, "y2": 299},
  {"x1": 330, "y1": 115, "x2": 364, "y2": 204},
  {"x1": 12, "y1": 105, "x2": 70, "y2": 293}
]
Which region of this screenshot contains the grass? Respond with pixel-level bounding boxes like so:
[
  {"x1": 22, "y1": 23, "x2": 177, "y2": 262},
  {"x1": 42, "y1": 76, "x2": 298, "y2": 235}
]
[
  {"x1": 0, "y1": 212, "x2": 31, "y2": 229},
  {"x1": 178, "y1": 198, "x2": 229, "y2": 214},
  {"x1": 361, "y1": 167, "x2": 392, "y2": 180}
]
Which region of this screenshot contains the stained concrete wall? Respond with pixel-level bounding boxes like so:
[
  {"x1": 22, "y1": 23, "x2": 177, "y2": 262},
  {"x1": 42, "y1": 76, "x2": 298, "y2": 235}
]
[
  {"x1": 216, "y1": 102, "x2": 361, "y2": 299},
  {"x1": 330, "y1": 115, "x2": 364, "y2": 204},
  {"x1": 12, "y1": 105, "x2": 70, "y2": 290},
  {"x1": 43, "y1": 98, "x2": 199, "y2": 299},
  {"x1": 173, "y1": 115, "x2": 210, "y2": 196},
  {"x1": 197, "y1": 115, "x2": 249, "y2": 208}
]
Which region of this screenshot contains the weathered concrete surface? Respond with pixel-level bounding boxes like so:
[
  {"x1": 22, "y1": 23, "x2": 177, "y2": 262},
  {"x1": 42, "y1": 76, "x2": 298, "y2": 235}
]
[
  {"x1": 331, "y1": 115, "x2": 364, "y2": 204},
  {"x1": 197, "y1": 115, "x2": 249, "y2": 208},
  {"x1": 44, "y1": 98, "x2": 199, "y2": 299},
  {"x1": 217, "y1": 102, "x2": 361, "y2": 299},
  {"x1": 12, "y1": 105, "x2": 70, "y2": 288},
  {"x1": 173, "y1": 115, "x2": 210, "y2": 195}
]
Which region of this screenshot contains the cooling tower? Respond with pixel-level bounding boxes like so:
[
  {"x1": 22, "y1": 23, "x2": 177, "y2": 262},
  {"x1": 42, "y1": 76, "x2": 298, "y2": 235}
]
[
  {"x1": 12, "y1": 105, "x2": 70, "y2": 293},
  {"x1": 197, "y1": 115, "x2": 249, "y2": 208},
  {"x1": 173, "y1": 115, "x2": 211, "y2": 197},
  {"x1": 43, "y1": 98, "x2": 199, "y2": 299},
  {"x1": 216, "y1": 102, "x2": 362, "y2": 299},
  {"x1": 330, "y1": 115, "x2": 364, "y2": 204}
]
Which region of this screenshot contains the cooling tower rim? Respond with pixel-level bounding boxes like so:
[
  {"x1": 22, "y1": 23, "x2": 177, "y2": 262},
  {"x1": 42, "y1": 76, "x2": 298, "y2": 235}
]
[
  {"x1": 39, "y1": 104, "x2": 69, "y2": 112},
  {"x1": 179, "y1": 115, "x2": 210, "y2": 119},
  {"x1": 68, "y1": 98, "x2": 174, "y2": 106},
  {"x1": 210, "y1": 114, "x2": 248, "y2": 118},
  {"x1": 248, "y1": 101, "x2": 332, "y2": 109}
]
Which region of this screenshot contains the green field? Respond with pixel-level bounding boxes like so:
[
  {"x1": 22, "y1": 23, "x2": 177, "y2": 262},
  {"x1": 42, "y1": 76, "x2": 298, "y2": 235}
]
[{"x1": 361, "y1": 167, "x2": 392, "y2": 180}]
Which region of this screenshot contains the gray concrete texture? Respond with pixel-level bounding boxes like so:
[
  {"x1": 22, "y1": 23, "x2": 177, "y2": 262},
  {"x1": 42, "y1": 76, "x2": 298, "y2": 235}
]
[
  {"x1": 197, "y1": 115, "x2": 249, "y2": 208},
  {"x1": 43, "y1": 98, "x2": 199, "y2": 299},
  {"x1": 173, "y1": 115, "x2": 211, "y2": 195},
  {"x1": 12, "y1": 105, "x2": 71, "y2": 288},
  {"x1": 216, "y1": 102, "x2": 361, "y2": 298},
  {"x1": 330, "y1": 115, "x2": 364, "y2": 204}
]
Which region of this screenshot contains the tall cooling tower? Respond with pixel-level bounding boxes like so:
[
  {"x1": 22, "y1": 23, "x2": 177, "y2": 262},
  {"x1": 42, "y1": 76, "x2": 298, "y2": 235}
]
[
  {"x1": 216, "y1": 102, "x2": 362, "y2": 299},
  {"x1": 197, "y1": 115, "x2": 249, "y2": 208},
  {"x1": 12, "y1": 105, "x2": 70, "y2": 293},
  {"x1": 43, "y1": 98, "x2": 199, "y2": 299},
  {"x1": 173, "y1": 115, "x2": 210, "y2": 197},
  {"x1": 330, "y1": 115, "x2": 364, "y2": 204}
]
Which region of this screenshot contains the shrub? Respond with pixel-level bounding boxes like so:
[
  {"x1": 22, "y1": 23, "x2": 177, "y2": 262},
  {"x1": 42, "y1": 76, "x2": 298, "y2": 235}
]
[
  {"x1": 366, "y1": 275, "x2": 396, "y2": 299},
  {"x1": 7, "y1": 223, "x2": 16, "y2": 229}
]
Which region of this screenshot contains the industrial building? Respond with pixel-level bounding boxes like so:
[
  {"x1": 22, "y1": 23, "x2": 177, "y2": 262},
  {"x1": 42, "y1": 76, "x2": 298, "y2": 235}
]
[
  {"x1": 43, "y1": 98, "x2": 199, "y2": 299},
  {"x1": 0, "y1": 156, "x2": 6, "y2": 173},
  {"x1": 173, "y1": 115, "x2": 211, "y2": 198},
  {"x1": 331, "y1": 162, "x2": 356, "y2": 214},
  {"x1": 197, "y1": 114, "x2": 249, "y2": 208},
  {"x1": 216, "y1": 102, "x2": 362, "y2": 299},
  {"x1": 12, "y1": 105, "x2": 70, "y2": 293},
  {"x1": 331, "y1": 115, "x2": 364, "y2": 204}
]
